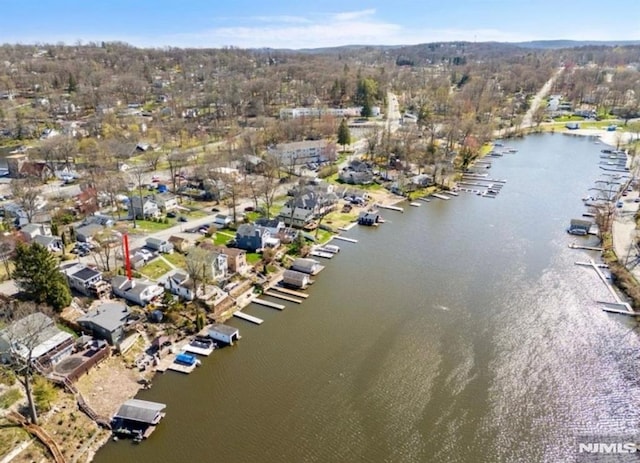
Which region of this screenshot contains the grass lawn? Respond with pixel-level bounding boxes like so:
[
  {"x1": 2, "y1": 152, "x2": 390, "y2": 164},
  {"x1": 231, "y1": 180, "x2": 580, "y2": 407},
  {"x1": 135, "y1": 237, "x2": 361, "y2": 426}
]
[
  {"x1": 325, "y1": 211, "x2": 357, "y2": 229},
  {"x1": 140, "y1": 258, "x2": 172, "y2": 280},
  {"x1": 164, "y1": 252, "x2": 187, "y2": 268},
  {"x1": 133, "y1": 219, "x2": 174, "y2": 232},
  {"x1": 214, "y1": 231, "x2": 235, "y2": 245},
  {"x1": 312, "y1": 229, "x2": 334, "y2": 244},
  {"x1": 246, "y1": 253, "x2": 262, "y2": 265}
]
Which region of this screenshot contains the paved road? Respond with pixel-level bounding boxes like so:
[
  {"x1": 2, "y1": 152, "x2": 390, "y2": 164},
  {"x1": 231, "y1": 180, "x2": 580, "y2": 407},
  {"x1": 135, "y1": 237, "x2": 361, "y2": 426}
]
[{"x1": 522, "y1": 66, "x2": 564, "y2": 128}]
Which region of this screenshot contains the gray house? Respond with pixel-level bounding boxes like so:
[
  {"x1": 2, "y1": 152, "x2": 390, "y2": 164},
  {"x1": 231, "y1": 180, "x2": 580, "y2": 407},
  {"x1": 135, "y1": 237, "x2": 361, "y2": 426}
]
[
  {"x1": 235, "y1": 224, "x2": 270, "y2": 252},
  {"x1": 130, "y1": 196, "x2": 160, "y2": 219},
  {"x1": 75, "y1": 223, "x2": 104, "y2": 242},
  {"x1": 77, "y1": 301, "x2": 132, "y2": 346},
  {"x1": 62, "y1": 263, "x2": 109, "y2": 297}
]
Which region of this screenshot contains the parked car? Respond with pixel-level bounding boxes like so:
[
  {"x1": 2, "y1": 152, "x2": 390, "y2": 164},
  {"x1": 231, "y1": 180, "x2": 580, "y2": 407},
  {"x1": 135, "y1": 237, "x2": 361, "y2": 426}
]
[
  {"x1": 617, "y1": 201, "x2": 624, "y2": 208},
  {"x1": 166, "y1": 212, "x2": 177, "y2": 218},
  {"x1": 135, "y1": 249, "x2": 153, "y2": 261},
  {"x1": 178, "y1": 216, "x2": 188, "y2": 222},
  {"x1": 211, "y1": 207, "x2": 220, "y2": 212}
]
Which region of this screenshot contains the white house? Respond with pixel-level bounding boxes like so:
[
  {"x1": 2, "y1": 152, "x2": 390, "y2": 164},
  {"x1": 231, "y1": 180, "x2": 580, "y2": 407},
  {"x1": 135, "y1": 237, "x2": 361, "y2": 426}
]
[
  {"x1": 267, "y1": 140, "x2": 336, "y2": 167},
  {"x1": 154, "y1": 193, "x2": 178, "y2": 212},
  {"x1": 186, "y1": 248, "x2": 228, "y2": 282},
  {"x1": 20, "y1": 223, "x2": 51, "y2": 242},
  {"x1": 130, "y1": 197, "x2": 160, "y2": 219},
  {"x1": 33, "y1": 235, "x2": 64, "y2": 253},
  {"x1": 111, "y1": 276, "x2": 163, "y2": 306},
  {"x1": 61, "y1": 263, "x2": 110, "y2": 297},
  {"x1": 165, "y1": 272, "x2": 198, "y2": 301},
  {"x1": 212, "y1": 214, "x2": 233, "y2": 229},
  {"x1": 208, "y1": 324, "x2": 239, "y2": 345}
]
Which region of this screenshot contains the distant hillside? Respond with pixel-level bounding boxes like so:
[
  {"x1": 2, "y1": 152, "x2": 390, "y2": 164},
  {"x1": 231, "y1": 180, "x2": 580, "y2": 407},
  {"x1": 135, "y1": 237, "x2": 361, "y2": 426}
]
[{"x1": 515, "y1": 40, "x2": 640, "y2": 49}]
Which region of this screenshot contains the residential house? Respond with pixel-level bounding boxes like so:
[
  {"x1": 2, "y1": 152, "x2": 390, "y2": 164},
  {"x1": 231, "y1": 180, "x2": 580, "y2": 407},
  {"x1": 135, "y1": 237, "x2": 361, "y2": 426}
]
[
  {"x1": 83, "y1": 214, "x2": 115, "y2": 227},
  {"x1": 145, "y1": 237, "x2": 174, "y2": 254},
  {"x1": 186, "y1": 247, "x2": 228, "y2": 282},
  {"x1": 154, "y1": 193, "x2": 178, "y2": 212},
  {"x1": 111, "y1": 276, "x2": 164, "y2": 307},
  {"x1": 338, "y1": 160, "x2": 374, "y2": 185},
  {"x1": 74, "y1": 223, "x2": 104, "y2": 242},
  {"x1": 279, "y1": 107, "x2": 363, "y2": 119},
  {"x1": 278, "y1": 189, "x2": 339, "y2": 228},
  {"x1": 129, "y1": 196, "x2": 160, "y2": 219},
  {"x1": 254, "y1": 218, "x2": 285, "y2": 237},
  {"x1": 212, "y1": 214, "x2": 233, "y2": 229},
  {"x1": 358, "y1": 210, "x2": 381, "y2": 226},
  {"x1": 267, "y1": 140, "x2": 336, "y2": 167},
  {"x1": 74, "y1": 187, "x2": 99, "y2": 215},
  {"x1": 20, "y1": 223, "x2": 51, "y2": 242},
  {"x1": 33, "y1": 235, "x2": 63, "y2": 253},
  {"x1": 209, "y1": 245, "x2": 248, "y2": 274},
  {"x1": 62, "y1": 263, "x2": 110, "y2": 297},
  {"x1": 290, "y1": 258, "x2": 324, "y2": 275},
  {"x1": 77, "y1": 301, "x2": 132, "y2": 346},
  {"x1": 0, "y1": 312, "x2": 74, "y2": 366},
  {"x1": 165, "y1": 271, "x2": 198, "y2": 301},
  {"x1": 168, "y1": 234, "x2": 195, "y2": 254},
  {"x1": 6, "y1": 153, "x2": 54, "y2": 181},
  {"x1": 235, "y1": 224, "x2": 270, "y2": 252},
  {"x1": 243, "y1": 154, "x2": 266, "y2": 174}
]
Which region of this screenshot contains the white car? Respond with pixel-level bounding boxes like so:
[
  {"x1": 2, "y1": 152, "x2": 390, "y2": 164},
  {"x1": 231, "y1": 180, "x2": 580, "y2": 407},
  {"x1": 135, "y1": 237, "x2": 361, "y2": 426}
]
[{"x1": 135, "y1": 249, "x2": 153, "y2": 261}]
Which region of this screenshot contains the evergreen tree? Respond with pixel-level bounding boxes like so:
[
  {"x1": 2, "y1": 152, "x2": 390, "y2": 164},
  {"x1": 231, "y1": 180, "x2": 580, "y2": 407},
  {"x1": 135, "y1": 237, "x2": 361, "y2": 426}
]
[
  {"x1": 13, "y1": 243, "x2": 72, "y2": 312},
  {"x1": 337, "y1": 119, "x2": 351, "y2": 152}
]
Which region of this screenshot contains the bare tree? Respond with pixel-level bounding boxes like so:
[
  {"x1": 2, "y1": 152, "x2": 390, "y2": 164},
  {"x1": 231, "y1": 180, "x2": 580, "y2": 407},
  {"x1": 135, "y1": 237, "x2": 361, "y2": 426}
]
[
  {"x1": 11, "y1": 178, "x2": 41, "y2": 223},
  {"x1": 92, "y1": 229, "x2": 121, "y2": 272},
  {"x1": 1, "y1": 303, "x2": 54, "y2": 424},
  {"x1": 167, "y1": 151, "x2": 189, "y2": 195}
]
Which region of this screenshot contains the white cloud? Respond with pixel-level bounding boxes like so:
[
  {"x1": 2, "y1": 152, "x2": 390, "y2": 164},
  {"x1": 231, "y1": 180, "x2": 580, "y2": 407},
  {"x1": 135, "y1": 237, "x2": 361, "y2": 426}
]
[{"x1": 332, "y1": 9, "x2": 377, "y2": 22}]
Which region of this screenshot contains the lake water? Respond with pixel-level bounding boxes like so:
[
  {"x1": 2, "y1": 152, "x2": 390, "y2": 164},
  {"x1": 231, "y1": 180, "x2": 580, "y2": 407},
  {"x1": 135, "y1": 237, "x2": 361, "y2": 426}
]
[{"x1": 94, "y1": 133, "x2": 640, "y2": 463}]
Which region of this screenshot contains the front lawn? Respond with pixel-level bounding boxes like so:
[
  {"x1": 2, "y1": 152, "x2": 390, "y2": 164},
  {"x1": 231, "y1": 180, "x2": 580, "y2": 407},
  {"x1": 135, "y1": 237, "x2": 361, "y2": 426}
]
[
  {"x1": 133, "y1": 219, "x2": 174, "y2": 232},
  {"x1": 246, "y1": 253, "x2": 262, "y2": 265},
  {"x1": 140, "y1": 259, "x2": 172, "y2": 280},
  {"x1": 163, "y1": 252, "x2": 187, "y2": 268},
  {"x1": 214, "y1": 232, "x2": 235, "y2": 246}
]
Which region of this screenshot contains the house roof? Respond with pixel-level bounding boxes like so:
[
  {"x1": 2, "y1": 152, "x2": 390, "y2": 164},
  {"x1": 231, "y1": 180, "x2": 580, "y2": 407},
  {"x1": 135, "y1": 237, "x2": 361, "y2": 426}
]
[
  {"x1": 0, "y1": 312, "x2": 73, "y2": 360},
  {"x1": 75, "y1": 223, "x2": 103, "y2": 236},
  {"x1": 71, "y1": 266, "x2": 102, "y2": 282},
  {"x1": 210, "y1": 323, "x2": 238, "y2": 336},
  {"x1": 21, "y1": 223, "x2": 43, "y2": 235},
  {"x1": 33, "y1": 235, "x2": 61, "y2": 247},
  {"x1": 113, "y1": 399, "x2": 166, "y2": 424},
  {"x1": 78, "y1": 302, "x2": 130, "y2": 333}
]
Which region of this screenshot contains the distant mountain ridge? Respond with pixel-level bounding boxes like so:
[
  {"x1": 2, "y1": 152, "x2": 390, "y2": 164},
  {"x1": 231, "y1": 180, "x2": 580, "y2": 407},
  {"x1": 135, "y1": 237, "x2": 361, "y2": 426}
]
[{"x1": 514, "y1": 40, "x2": 640, "y2": 49}]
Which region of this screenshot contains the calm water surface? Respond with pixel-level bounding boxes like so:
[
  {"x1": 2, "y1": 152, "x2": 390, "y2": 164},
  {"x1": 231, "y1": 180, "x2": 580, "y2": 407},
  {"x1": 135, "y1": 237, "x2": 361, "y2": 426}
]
[{"x1": 94, "y1": 133, "x2": 640, "y2": 463}]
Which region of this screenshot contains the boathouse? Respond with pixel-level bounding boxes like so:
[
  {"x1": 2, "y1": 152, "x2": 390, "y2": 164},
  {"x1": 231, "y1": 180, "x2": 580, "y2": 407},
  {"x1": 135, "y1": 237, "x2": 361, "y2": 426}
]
[
  {"x1": 112, "y1": 399, "x2": 166, "y2": 441},
  {"x1": 567, "y1": 219, "x2": 592, "y2": 236},
  {"x1": 357, "y1": 210, "x2": 380, "y2": 226},
  {"x1": 290, "y1": 258, "x2": 323, "y2": 275},
  {"x1": 208, "y1": 324, "x2": 239, "y2": 345},
  {"x1": 282, "y1": 269, "x2": 311, "y2": 289}
]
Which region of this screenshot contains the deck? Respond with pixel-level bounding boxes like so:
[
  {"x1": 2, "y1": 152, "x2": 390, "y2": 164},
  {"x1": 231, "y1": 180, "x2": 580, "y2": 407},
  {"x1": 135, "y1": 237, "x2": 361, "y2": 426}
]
[
  {"x1": 431, "y1": 193, "x2": 451, "y2": 200},
  {"x1": 182, "y1": 344, "x2": 214, "y2": 356},
  {"x1": 253, "y1": 298, "x2": 286, "y2": 310},
  {"x1": 309, "y1": 250, "x2": 334, "y2": 259},
  {"x1": 270, "y1": 286, "x2": 309, "y2": 298},
  {"x1": 264, "y1": 291, "x2": 302, "y2": 304},
  {"x1": 333, "y1": 236, "x2": 358, "y2": 243}
]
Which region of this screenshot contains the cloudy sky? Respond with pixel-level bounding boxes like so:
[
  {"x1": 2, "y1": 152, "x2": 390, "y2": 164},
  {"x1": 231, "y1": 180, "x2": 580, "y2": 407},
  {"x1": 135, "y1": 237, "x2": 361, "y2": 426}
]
[{"x1": 1, "y1": 0, "x2": 638, "y2": 48}]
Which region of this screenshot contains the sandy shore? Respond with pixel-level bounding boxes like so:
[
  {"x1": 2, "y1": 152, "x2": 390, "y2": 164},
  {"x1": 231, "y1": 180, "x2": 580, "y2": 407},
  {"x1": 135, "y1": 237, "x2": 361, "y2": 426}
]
[{"x1": 563, "y1": 127, "x2": 635, "y2": 147}]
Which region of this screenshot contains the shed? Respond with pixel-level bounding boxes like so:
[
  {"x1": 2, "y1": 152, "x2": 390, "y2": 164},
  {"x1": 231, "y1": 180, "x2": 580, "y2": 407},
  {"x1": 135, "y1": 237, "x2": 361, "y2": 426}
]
[
  {"x1": 567, "y1": 219, "x2": 592, "y2": 235},
  {"x1": 208, "y1": 324, "x2": 239, "y2": 345},
  {"x1": 145, "y1": 237, "x2": 173, "y2": 253}
]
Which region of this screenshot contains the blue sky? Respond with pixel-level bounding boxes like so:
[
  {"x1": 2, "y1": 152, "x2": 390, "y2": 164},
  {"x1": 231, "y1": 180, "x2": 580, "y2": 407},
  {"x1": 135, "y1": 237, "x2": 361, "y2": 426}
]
[{"x1": 1, "y1": 0, "x2": 638, "y2": 49}]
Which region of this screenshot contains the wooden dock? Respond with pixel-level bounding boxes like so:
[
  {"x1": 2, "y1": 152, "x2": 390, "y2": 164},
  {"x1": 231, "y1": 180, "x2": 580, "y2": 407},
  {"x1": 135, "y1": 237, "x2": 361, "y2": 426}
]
[
  {"x1": 409, "y1": 202, "x2": 421, "y2": 207},
  {"x1": 233, "y1": 311, "x2": 264, "y2": 325},
  {"x1": 377, "y1": 203, "x2": 404, "y2": 212},
  {"x1": 569, "y1": 243, "x2": 603, "y2": 251},
  {"x1": 270, "y1": 286, "x2": 309, "y2": 298},
  {"x1": 431, "y1": 193, "x2": 451, "y2": 200},
  {"x1": 264, "y1": 291, "x2": 302, "y2": 304},
  {"x1": 253, "y1": 298, "x2": 285, "y2": 310},
  {"x1": 417, "y1": 197, "x2": 431, "y2": 202},
  {"x1": 577, "y1": 259, "x2": 624, "y2": 306},
  {"x1": 333, "y1": 236, "x2": 358, "y2": 243}
]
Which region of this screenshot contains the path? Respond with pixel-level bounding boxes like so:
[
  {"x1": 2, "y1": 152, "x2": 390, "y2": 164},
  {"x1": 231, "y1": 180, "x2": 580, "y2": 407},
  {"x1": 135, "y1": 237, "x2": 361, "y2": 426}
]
[{"x1": 521, "y1": 66, "x2": 564, "y2": 128}]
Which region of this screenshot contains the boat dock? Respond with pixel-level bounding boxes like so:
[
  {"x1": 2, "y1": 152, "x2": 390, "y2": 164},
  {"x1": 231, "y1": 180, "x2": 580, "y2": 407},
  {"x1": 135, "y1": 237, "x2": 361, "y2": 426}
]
[
  {"x1": 576, "y1": 259, "x2": 634, "y2": 312},
  {"x1": 417, "y1": 197, "x2": 431, "y2": 202},
  {"x1": 233, "y1": 311, "x2": 264, "y2": 325},
  {"x1": 333, "y1": 236, "x2": 358, "y2": 243},
  {"x1": 253, "y1": 298, "x2": 285, "y2": 310},
  {"x1": 377, "y1": 204, "x2": 404, "y2": 212},
  {"x1": 409, "y1": 202, "x2": 421, "y2": 207},
  {"x1": 182, "y1": 344, "x2": 214, "y2": 356},
  {"x1": 270, "y1": 286, "x2": 309, "y2": 298},
  {"x1": 264, "y1": 291, "x2": 302, "y2": 304},
  {"x1": 309, "y1": 250, "x2": 334, "y2": 259},
  {"x1": 165, "y1": 362, "x2": 198, "y2": 374},
  {"x1": 569, "y1": 243, "x2": 603, "y2": 251},
  {"x1": 431, "y1": 193, "x2": 451, "y2": 200}
]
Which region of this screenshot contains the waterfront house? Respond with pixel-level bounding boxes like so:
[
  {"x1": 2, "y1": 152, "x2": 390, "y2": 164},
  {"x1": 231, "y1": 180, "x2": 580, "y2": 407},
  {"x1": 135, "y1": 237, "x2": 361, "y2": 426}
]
[
  {"x1": 62, "y1": 263, "x2": 110, "y2": 297},
  {"x1": 290, "y1": 258, "x2": 324, "y2": 275},
  {"x1": 278, "y1": 189, "x2": 339, "y2": 228},
  {"x1": 77, "y1": 301, "x2": 132, "y2": 346},
  {"x1": 282, "y1": 269, "x2": 311, "y2": 289},
  {"x1": 165, "y1": 271, "x2": 198, "y2": 301},
  {"x1": 235, "y1": 224, "x2": 271, "y2": 252},
  {"x1": 208, "y1": 245, "x2": 248, "y2": 274},
  {"x1": 338, "y1": 160, "x2": 374, "y2": 185},
  {"x1": 186, "y1": 247, "x2": 228, "y2": 282},
  {"x1": 208, "y1": 324, "x2": 239, "y2": 345},
  {"x1": 111, "y1": 276, "x2": 163, "y2": 307},
  {"x1": 0, "y1": 312, "x2": 74, "y2": 366}
]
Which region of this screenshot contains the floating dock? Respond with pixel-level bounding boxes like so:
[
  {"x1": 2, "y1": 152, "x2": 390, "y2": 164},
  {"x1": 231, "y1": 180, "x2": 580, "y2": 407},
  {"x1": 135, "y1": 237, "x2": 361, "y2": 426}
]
[
  {"x1": 569, "y1": 243, "x2": 603, "y2": 251},
  {"x1": 431, "y1": 193, "x2": 451, "y2": 200},
  {"x1": 417, "y1": 197, "x2": 431, "y2": 202},
  {"x1": 409, "y1": 202, "x2": 421, "y2": 207},
  {"x1": 264, "y1": 291, "x2": 302, "y2": 304},
  {"x1": 309, "y1": 250, "x2": 334, "y2": 259},
  {"x1": 253, "y1": 298, "x2": 285, "y2": 310},
  {"x1": 182, "y1": 343, "x2": 214, "y2": 356},
  {"x1": 233, "y1": 311, "x2": 264, "y2": 325},
  {"x1": 333, "y1": 236, "x2": 358, "y2": 243}
]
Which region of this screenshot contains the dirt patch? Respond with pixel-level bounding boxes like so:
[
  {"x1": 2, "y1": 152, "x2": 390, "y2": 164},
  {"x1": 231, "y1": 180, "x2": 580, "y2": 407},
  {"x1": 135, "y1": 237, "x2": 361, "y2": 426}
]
[{"x1": 75, "y1": 356, "x2": 149, "y2": 419}]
